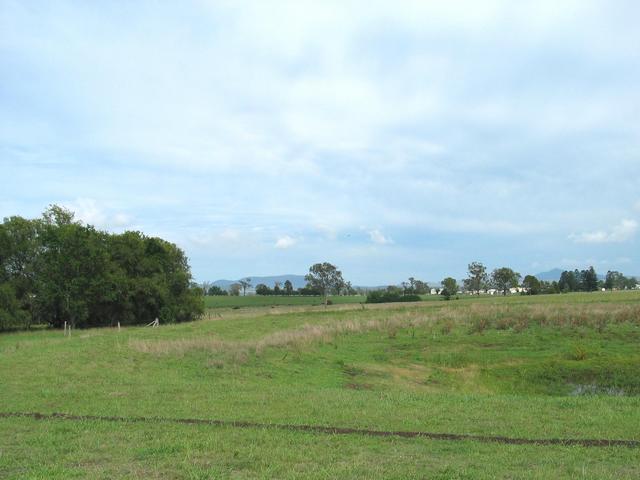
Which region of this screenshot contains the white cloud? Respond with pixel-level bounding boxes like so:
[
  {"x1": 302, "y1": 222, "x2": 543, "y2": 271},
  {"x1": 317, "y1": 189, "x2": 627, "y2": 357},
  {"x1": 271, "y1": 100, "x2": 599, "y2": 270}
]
[
  {"x1": 3, "y1": 1, "x2": 640, "y2": 281},
  {"x1": 368, "y1": 229, "x2": 393, "y2": 245},
  {"x1": 569, "y1": 219, "x2": 638, "y2": 244},
  {"x1": 275, "y1": 235, "x2": 297, "y2": 249},
  {"x1": 63, "y1": 198, "x2": 132, "y2": 230}
]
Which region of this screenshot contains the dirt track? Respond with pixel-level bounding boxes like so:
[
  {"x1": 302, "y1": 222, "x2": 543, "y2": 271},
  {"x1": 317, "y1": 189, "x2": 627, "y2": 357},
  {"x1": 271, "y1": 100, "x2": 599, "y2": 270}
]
[{"x1": 1, "y1": 411, "x2": 638, "y2": 448}]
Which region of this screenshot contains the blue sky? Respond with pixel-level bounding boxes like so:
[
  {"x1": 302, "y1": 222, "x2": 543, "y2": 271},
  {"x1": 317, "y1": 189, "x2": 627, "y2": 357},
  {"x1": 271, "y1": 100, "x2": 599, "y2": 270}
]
[{"x1": 1, "y1": 1, "x2": 639, "y2": 284}]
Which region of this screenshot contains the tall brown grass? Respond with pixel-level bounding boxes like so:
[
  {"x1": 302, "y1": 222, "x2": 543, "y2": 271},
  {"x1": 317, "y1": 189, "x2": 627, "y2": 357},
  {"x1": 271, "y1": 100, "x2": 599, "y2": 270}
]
[{"x1": 130, "y1": 302, "x2": 640, "y2": 363}]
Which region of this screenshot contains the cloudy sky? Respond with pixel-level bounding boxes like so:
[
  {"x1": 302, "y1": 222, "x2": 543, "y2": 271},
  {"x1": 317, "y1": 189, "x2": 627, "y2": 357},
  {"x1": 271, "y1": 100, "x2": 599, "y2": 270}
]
[{"x1": 1, "y1": 1, "x2": 639, "y2": 284}]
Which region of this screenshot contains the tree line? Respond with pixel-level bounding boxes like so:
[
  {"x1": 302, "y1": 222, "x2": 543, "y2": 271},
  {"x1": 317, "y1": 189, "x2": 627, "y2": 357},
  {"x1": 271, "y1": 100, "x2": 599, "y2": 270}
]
[
  {"x1": 366, "y1": 262, "x2": 638, "y2": 303},
  {"x1": 204, "y1": 265, "x2": 358, "y2": 300},
  {"x1": 0, "y1": 206, "x2": 203, "y2": 331}
]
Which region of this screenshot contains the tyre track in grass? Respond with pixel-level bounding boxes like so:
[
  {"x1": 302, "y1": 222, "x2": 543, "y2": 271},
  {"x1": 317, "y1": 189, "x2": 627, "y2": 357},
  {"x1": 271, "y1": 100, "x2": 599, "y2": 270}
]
[{"x1": 1, "y1": 411, "x2": 638, "y2": 448}]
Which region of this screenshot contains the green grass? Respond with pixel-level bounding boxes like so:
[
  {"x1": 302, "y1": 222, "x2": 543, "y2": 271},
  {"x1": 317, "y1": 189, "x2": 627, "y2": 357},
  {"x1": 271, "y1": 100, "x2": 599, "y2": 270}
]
[
  {"x1": 1, "y1": 290, "x2": 640, "y2": 478},
  {"x1": 205, "y1": 290, "x2": 640, "y2": 309},
  {"x1": 204, "y1": 294, "x2": 366, "y2": 308}
]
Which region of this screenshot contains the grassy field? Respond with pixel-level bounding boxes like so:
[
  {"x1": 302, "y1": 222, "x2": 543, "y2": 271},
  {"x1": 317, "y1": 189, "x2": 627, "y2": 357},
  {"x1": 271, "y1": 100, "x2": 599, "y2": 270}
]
[
  {"x1": 204, "y1": 294, "x2": 366, "y2": 308},
  {"x1": 1, "y1": 291, "x2": 640, "y2": 478}
]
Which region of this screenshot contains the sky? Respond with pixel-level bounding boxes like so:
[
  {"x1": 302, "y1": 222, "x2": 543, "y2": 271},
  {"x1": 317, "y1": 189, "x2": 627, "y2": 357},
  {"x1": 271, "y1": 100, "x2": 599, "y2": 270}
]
[{"x1": 1, "y1": 0, "x2": 639, "y2": 285}]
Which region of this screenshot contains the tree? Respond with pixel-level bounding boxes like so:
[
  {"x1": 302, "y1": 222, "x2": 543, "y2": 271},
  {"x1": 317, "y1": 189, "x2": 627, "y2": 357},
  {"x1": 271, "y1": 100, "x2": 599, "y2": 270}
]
[
  {"x1": 304, "y1": 262, "x2": 345, "y2": 306},
  {"x1": 229, "y1": 283, "x2": 241, "y2": 296},
  {"x1": 624, "y1": 276, "x2": 638, "y2": 290},
  {"x1": 283, "y1": 280, "x2": 293, "y2": 296},
  {"x1": 207, "y1": 285, "x2": 228, "y2": 296},
  {"x1": 255, "y1": 284, "x2": 270, "y2": 295},
  {"x1": 239, "y1": 278, "x2": 251, "y2": 296},
  {"x1": 273, "y1": 282, "x2": 281, "y2": 295},
  {"x1": 581, "y1": 266, "x2": 598, "y2": 292},
  {"x1": 440, "y1": 277, "x2": 458, "y2": 300},
  {"x1": 522, "y1": 275, "x2": 541, "y2": 295},
  {"x1": 464, "y1": 262, "x2": 487, "y2": 295},
  {"x1": 604, "y1": 270, "x2": 626, "y2": 290},
  {"x1": 559, "y1": 270, "x2": 577, "y2": 292},
  {"x1": 0, "y1": 215, "x2": 40, "y2": 328},
  {"x1": 413, "y1": 280, "x2": 429, "y2": 294},
  {"x1": 491, "y1": 267, "x2": 521, "y2": 296},
  {"x1": 1, "y1": 206, "x2": 204, "y2": 331}
]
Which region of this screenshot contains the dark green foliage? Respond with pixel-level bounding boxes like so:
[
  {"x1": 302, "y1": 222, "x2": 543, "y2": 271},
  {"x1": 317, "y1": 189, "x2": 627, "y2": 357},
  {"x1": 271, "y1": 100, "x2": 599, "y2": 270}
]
[
  {"x1": 365, "y1": 291, "x2": 421, "y2": 303},
  {"x1": 305, "y1": 262, "x2": 346, "y2": 305},
  {"x1": 440, "y1": 277, "x2": 458, "y2": 300},
  {"x1": 464, "y1": 261, "x2": 487, "y2": 294},
  {"x1": 559, "y1": 266, "x2": 600, "y2": 293},
  {"x1": 0, "y1": 206, "x2": 203, "y2": 330},
  {"x1": 582, "y1": 266, "x2": 598, "y2": 292},
  {"x1": 604, "y1": 270, "x2": 638, "y2": 290},
  {"x1": 207, "y1": 285, "x2": 228, "y2": 296},
  {"x1": 522, "y1": 275, "x2": 541, "y2": 295},
  {"x1": 404, "y1": 277, "x2": 429, "y2": 294},
  {"x1": 490, "y1": 267, "x2": 521, "y2": 295}
]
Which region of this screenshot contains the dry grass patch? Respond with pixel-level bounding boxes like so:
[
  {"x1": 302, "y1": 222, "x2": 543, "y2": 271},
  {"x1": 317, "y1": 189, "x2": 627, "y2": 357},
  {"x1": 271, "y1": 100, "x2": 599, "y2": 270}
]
[
  {"x1": 130, "y1": 313, "x2": 438, "y2": 359},
  {"x1": 129, "y1": 302, "x2": 640, "y2": 365}
]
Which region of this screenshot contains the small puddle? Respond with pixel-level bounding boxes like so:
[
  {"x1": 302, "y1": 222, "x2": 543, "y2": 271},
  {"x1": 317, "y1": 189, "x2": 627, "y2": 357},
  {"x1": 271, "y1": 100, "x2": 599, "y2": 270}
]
[{"x1": 570, "y1": 383, "x2": 627, "y2": 396}]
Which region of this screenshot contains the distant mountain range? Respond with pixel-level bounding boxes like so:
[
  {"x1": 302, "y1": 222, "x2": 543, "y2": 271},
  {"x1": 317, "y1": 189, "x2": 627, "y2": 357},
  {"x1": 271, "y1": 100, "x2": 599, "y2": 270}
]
[
  {"x1": 212, "y1": 274, "x2": 308, "y2": 290},
  {"x1": 210, "y1": 269, "x2": 635, "y2": 291},
  {"x1": 534, "y1": 269, "x2": 565, "y2": 281}
]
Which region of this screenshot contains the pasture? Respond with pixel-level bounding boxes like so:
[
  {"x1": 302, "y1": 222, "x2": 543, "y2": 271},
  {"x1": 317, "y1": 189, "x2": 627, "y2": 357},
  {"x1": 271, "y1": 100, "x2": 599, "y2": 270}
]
[
  {"x1": 203, "y1": 294, "x2": 366, "y2": 309},
  {"x1": 1, "y1": 291, "x2": 640, "y2": 478}
]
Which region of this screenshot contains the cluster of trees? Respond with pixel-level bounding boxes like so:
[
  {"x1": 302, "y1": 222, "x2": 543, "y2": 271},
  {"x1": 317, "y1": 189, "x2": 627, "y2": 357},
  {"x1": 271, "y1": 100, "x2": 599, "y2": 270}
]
[
  {"x1": 206, "y1": 285, "x2": 228, "y2": 296},
  {"x1": 560, "y1": 268, "x2": 594, "y2": 292},
  {"x1": 366, "y1": 289, "x2": 421, "y2": 303},
  {"x1": 460, "y1": 263, "x2": 638, "y2": 296},
  {"x1": 460, "y1": 262, "x2": 521, "y2": 296},
  {"x1": 366, "y1": 283, "x2": 422, "y2": 303},
  {"x1": 385, "y1": 262, "x2": 638, "y2": 302},
  {"x1": 400, "y1": 277, "x2": 430, "y2": 294},
  {"x1": 0, "y1": 206, "x2": 203, "y2": 331},
  {"x1": 557, "y1": 267, "x2": 599, "y2": 293},
  {"x1": 255, "y1": 280, "x2": 295, "y2": 296},
  {"x1": 604, "y1": 271, "x2": 637, "y2": 291},
  {"x1": 204, "y1": 264, "x2": 357, "y2": 301}
]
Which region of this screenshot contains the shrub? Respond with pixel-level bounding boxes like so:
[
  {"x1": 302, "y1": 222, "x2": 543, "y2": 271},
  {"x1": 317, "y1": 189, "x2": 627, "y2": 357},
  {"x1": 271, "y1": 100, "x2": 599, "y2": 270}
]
[{"x1": 365, "y1": 291, "x2": 422, "y2": 304}]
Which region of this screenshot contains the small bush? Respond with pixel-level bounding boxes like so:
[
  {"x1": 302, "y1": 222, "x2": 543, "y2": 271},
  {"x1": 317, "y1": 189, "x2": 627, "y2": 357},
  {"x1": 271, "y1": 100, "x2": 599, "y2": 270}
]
[{"x1": 365, "y1": 291, "x2": 422, "y2": 304}]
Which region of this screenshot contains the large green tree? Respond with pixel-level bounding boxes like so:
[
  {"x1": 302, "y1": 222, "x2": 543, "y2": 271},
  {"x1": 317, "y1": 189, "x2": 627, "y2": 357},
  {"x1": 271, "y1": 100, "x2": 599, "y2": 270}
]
[
  {"x1": 0, "y1": 206, "x2": 203, "y2": 330},
  {"x1": 491, "y1": 267, "x2": 521, "y2": 296},
  {"x1": 522, "y1": 275, "x2": 541, "y2": 295},
  {"x1": 440, "y1": 277, "x2": 458, "y2": 300},
  {"x1": 464, "y1": 261, "x2": 487, "y2": 294},
  {"x1": 304, "y1": 262, "x2": 345, "y2": 306}
]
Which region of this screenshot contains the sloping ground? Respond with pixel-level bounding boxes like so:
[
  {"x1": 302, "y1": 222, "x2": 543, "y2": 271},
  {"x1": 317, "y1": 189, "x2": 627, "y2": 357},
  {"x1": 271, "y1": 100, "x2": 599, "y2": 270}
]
[{"x1": 1, "y1": 291, "x2": 640, "y2": 478}]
